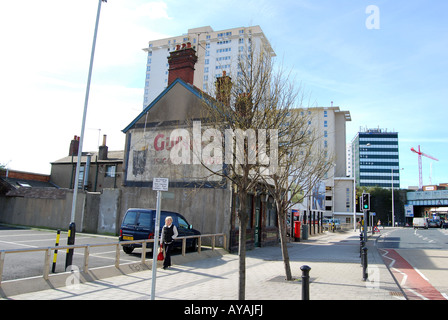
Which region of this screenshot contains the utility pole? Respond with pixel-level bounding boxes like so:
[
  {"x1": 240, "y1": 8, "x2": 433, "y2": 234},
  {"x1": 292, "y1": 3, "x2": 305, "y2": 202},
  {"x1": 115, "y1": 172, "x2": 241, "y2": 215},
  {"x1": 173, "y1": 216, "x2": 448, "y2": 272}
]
[{"x1": 68, "y1": 0, "x2": 106, "y2": 262}]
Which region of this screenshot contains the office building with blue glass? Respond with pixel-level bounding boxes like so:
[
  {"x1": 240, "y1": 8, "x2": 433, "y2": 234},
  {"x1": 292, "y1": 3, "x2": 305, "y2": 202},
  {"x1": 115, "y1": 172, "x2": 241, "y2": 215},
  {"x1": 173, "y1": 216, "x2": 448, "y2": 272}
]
[{"x1": 351, "y1": 128, "x2": 400, "y2": 188}]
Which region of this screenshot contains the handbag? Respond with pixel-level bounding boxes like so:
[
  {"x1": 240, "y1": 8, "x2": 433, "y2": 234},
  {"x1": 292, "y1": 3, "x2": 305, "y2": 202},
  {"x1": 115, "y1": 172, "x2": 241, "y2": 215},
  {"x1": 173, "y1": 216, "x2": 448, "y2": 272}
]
[{"x1": 157, "y1": 245, "x2": 164, "y2": 261}]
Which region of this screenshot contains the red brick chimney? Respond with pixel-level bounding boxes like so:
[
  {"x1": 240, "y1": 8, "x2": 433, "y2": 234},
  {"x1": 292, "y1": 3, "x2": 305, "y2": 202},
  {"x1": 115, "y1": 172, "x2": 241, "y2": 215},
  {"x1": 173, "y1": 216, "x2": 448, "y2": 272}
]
[
  {"x1": 69, "y1": 135, "x2": 80, "y2": 156},
  {"x1": 167, "y1": 42, "x2": 198, "y2": 86},
  {"x1": 215, "y1": 71, "x2": 232, "y2": 106}
]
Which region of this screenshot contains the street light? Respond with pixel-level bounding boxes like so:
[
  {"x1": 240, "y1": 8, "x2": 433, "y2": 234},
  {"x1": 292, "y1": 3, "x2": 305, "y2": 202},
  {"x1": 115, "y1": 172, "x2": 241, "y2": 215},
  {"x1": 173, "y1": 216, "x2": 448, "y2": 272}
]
[
  {"x1": 391, "y1": 167, "x2": 404, "y2": 227},
  {"x1": 69, "y1": 0, "x2": 106, "y2": 260}
]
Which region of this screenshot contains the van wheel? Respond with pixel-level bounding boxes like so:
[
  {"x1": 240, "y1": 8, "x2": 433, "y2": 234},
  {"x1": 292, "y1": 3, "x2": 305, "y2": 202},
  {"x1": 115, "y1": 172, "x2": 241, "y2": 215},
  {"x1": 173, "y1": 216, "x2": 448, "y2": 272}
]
[{"x1": 123, "y1": 246, "x2": 134, "y2": 254}]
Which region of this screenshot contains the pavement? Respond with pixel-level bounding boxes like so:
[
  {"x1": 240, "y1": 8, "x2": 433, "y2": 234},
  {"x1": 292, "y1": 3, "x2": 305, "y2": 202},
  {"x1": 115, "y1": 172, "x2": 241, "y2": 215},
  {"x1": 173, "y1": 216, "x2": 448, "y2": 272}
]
[{"x1": 1, "y1": 229, "x2": 404, "y2": 301}]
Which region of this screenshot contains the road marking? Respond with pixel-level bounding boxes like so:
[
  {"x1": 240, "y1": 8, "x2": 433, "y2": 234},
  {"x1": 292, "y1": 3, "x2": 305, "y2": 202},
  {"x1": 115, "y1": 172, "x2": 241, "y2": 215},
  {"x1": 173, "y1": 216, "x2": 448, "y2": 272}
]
[
  {"x1": 414, "y1": 267, "x2": 429, "y2": 281},
  {"x1": 380, "y1": 249, "x2": 447, "y2": 300},
  {"x1": 407, "y1": 288, "x2": 429, "y2": 300},
  {"x1": 0, "y1": 233, "x2": 58, "y2": 238},
  {"x1": 0, "y1": 239, "x2": 38, "y2": 248}
]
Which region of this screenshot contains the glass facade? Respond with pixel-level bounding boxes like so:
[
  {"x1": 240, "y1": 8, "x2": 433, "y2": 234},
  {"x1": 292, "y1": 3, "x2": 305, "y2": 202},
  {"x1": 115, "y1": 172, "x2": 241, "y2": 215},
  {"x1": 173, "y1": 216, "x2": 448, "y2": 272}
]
[{"x1": 353, "y1": 130, "x2": 400, "y2": 188}]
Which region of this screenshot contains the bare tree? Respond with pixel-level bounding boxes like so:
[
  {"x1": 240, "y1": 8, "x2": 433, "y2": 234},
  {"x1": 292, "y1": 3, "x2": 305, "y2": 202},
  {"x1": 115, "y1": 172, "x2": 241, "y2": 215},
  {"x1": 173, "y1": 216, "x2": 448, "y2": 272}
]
[
  {"x1": 196, "y1": 45, "x2": 279, "y2": 300},
  {"x1": 194, "y1": 41, "x2": 333, "y2": 297},
  {"x1": 261, "y1": 107, "x2": 335, "y2": 280}
]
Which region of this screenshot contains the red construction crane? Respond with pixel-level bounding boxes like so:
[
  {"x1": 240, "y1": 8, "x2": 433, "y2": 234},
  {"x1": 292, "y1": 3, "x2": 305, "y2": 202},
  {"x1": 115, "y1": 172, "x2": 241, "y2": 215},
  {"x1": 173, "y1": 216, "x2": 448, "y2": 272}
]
[{"x1": 410, "y1": 145, "x2": 439, "y2": 189}]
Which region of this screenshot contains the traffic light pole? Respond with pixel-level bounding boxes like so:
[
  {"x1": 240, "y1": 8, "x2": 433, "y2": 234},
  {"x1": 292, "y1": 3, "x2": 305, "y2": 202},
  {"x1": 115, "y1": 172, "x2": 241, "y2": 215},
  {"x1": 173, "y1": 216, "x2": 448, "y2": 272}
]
[
  {"x1": 361, "y1": 193, "x2": 370, "y2": 242},
  {"x1": 363, "y1": 209, "x2": 368, "y2": 243}
]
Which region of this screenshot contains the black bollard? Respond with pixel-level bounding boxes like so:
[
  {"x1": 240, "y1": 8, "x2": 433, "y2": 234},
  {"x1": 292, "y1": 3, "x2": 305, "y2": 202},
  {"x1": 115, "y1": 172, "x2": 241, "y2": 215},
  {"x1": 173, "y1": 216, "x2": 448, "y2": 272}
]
[
  {"x1": 65, "y1": 222, "x2": 76, "y2": 270},
  {"x1": 360, "y1": 240, "x2": 365, "y2": 258},
  {"x1": 361, "y1": 247, "x2": 368, "y2": 281},
  {"x1": 359, "y1": 233, "x2": 364, "y2": 258},
  {"x1": 300, "y1": 265, "x2": 311, "y2": 300}
]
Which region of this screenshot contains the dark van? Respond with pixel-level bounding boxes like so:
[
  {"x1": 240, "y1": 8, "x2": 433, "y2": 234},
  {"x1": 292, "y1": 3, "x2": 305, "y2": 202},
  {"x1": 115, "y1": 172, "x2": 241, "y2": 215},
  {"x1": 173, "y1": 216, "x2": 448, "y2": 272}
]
[{"x1": 119, "y1": 208, "x2": 201, "y2": 254}]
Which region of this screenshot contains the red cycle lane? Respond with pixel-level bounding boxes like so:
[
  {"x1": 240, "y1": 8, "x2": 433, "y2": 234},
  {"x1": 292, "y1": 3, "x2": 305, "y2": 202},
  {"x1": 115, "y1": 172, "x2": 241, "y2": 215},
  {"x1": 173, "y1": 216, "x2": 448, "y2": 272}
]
[{"x1": 380, "y1": 249, "x2": 446, "y2": 300}]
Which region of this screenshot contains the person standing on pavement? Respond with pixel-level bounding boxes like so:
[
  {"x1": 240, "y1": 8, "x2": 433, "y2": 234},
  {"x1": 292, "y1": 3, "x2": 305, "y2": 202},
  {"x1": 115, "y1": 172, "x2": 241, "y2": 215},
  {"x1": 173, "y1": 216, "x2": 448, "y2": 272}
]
[{"x1": 160, "y1": 216, "x2": 178, "y2": 270}]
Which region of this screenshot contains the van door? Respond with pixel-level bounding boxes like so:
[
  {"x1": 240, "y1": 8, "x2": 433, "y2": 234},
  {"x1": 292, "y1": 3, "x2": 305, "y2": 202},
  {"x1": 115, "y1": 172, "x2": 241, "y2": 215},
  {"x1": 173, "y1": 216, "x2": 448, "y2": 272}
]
[
  {"x1": 121, "y1": 210, "x2": 138, "y2": 240},
  {"x1": 135, "y1": 210, "x2": 154, "y2": 240}
]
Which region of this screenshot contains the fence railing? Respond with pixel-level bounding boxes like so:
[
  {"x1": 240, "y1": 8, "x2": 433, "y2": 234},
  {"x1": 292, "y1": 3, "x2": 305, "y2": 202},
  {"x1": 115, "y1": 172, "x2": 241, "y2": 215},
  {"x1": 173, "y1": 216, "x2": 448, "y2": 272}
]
[{"x1": 0, "y1": 233, "x2": 226, "y2": 287}]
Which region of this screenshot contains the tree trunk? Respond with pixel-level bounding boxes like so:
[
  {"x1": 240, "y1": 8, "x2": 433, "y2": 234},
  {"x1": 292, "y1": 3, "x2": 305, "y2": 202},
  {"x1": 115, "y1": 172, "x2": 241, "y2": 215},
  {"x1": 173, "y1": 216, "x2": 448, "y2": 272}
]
[
  {"x1": 277, "y1": 206, "x2": 293, "y2": 280},
  {"x1": 237, "y1": 191, "x2": 248, "y2": 300}
]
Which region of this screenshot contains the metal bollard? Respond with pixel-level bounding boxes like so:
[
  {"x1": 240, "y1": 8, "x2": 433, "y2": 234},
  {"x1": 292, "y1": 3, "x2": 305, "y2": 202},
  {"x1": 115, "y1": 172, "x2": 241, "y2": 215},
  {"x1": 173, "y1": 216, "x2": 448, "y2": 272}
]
[
  {"x1": 361, "y1": 247, "x2": 368, "y2": 281},
  {"x1": 359, "y1": 233, "x2": 364, "y2": 258},
  {"x1": 52, "y1": 229, "x2": 61, "y2": 273},
  {"x1": 300, "y1": 265, "x2": 311, "y2": 300},
  {"x1": 65, "y1": 222, "x2": 76, "y2": 270},
  {"x1": 360, "y1": 240, "x2": 365, "y2": 258}
]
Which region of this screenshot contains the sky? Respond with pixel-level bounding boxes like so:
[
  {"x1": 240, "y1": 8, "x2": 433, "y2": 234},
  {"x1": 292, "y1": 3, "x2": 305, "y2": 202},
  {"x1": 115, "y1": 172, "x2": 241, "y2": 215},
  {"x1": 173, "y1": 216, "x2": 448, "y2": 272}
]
[{"x1": 0, "y1": 0, "x2": 447, "y2": 189}]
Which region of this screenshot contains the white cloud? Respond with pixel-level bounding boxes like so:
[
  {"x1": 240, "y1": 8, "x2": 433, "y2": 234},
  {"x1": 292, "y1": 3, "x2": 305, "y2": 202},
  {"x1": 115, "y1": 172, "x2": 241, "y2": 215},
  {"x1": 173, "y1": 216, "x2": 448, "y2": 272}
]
[{"x1": 136, "y1": 1, "x2": 172, "y2": 20}]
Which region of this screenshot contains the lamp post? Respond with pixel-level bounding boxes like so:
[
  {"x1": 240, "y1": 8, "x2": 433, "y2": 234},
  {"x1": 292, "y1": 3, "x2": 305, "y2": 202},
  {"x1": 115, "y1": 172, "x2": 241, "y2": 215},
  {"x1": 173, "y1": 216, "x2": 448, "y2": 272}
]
[
  {"x1": 391, "y1": 167, "x2": 403, "y2": 227},
  {"x1": 70, "y1": 0, "x2": 106, "y2": 232}
]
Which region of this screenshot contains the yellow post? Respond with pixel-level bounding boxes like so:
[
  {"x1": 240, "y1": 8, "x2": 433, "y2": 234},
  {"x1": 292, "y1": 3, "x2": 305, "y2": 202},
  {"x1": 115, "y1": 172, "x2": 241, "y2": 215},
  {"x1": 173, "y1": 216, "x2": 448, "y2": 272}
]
[{"x1": 52, "y1": 229, "x2": 61, "y2": 273}]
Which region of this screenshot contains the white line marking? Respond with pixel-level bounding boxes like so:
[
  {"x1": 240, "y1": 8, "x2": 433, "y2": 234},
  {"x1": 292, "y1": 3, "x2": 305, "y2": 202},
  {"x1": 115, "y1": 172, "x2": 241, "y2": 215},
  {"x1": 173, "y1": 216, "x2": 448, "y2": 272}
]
[
  {"x1": 407, "y1": 288, "x2": 429, "y2": 300},
  {"x1": 414, "y1": 267, "x2": 429, "y2": 281}
]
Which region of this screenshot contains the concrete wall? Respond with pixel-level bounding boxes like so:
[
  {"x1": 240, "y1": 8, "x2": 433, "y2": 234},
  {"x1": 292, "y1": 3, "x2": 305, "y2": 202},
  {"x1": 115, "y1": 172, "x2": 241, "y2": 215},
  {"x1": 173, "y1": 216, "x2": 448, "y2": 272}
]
[
  {"x1": 0, "y1": 189, "x2": 119, "y2": 235},
  {"x1": 98, "y1": 189, "x2": 121, "y2": 235},
  {"x1": 0, "y1": 189, "x2": 84, "y2": 230},
  {"x1": 0, "y1": 186, "x2": 229, "y2": 242}
]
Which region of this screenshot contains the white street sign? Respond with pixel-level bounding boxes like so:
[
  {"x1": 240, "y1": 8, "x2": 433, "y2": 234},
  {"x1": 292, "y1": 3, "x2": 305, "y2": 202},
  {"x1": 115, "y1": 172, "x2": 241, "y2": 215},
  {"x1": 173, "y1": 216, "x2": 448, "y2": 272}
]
[{"x1": 153, "y1": 178, "x2": 169, "y2": 191}]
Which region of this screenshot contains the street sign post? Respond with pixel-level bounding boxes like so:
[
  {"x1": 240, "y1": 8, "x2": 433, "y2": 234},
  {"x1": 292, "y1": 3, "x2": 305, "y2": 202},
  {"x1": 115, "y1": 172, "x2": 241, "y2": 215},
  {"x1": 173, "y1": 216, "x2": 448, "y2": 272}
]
[{"x1": 150, "y1": 178, "x2": 169, "y2": 300}]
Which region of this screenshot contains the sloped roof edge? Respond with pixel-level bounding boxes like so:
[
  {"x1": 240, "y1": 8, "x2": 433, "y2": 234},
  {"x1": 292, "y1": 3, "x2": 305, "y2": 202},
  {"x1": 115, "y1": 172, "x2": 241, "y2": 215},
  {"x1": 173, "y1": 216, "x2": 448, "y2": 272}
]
[{"x1": 122, "y1": 78, "x2": 213, "y2": 133}]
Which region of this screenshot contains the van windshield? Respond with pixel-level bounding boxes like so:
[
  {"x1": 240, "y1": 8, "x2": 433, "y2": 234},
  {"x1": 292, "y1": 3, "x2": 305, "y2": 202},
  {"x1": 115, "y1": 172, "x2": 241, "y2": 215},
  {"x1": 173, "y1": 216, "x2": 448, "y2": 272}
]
[
  {"x1": 122, "y1": 211, "x2": 138, "y2": 226},
  {"x1": 138, "y1": 212, "x2": 153, "y2": 228}
]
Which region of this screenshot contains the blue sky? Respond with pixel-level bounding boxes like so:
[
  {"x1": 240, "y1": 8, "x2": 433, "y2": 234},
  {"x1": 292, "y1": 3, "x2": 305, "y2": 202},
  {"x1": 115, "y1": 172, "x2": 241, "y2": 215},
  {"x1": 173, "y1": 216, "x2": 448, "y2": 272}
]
[{"x1": 0, "y1": 0, "x2": 446, "y2": 189}]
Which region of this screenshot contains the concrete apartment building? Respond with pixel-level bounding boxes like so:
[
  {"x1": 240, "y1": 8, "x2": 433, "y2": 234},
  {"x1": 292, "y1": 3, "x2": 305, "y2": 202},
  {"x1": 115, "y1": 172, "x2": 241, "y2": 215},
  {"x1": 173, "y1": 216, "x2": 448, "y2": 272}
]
[
  {"x1": 289, "y1": 105, "x2": 356, "y2": 225},
  {"x1": 142, "y1": 25, "x2": 275, "y2": 106}
]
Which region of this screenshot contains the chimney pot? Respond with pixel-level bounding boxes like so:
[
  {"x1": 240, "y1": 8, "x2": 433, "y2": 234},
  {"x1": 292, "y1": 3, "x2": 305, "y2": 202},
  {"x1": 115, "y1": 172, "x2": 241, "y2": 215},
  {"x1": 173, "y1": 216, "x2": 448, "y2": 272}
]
[
  {"x1": 69, "y1": 135, "x2": 80, "y2": 156},
  {"x1": 98, "y1": 135, "x2": 108, "y2": 161},
  {"x1": 215, "y1": 72, "x2": 232, "y2": 106},
  {"x1": 167, "y1": 44, "x2": 198, "y2": 86}
]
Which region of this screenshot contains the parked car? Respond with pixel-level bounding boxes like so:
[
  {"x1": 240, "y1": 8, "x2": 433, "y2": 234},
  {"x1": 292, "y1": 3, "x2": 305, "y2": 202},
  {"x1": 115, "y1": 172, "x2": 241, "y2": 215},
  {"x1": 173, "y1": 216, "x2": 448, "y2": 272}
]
[
  {"x1": 413, "y1": 217, "x2": 428, "y2": 229},
  {"x1": 322, "y1": 218, "x2": 341, "y2": 230},
  {"x1": 119, "y1": 208, "x2": 201, "y2": 254},
  {"x1": 428, "y1": 219, "x2": 442, "y2": 228}
]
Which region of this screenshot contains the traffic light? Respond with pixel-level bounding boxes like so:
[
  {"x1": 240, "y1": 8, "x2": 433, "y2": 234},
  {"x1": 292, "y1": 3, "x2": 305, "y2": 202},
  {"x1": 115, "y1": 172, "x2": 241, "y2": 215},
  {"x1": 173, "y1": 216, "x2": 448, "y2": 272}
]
[{"x1": 362, "y1": 193, "x2": 370, "y2": 210}]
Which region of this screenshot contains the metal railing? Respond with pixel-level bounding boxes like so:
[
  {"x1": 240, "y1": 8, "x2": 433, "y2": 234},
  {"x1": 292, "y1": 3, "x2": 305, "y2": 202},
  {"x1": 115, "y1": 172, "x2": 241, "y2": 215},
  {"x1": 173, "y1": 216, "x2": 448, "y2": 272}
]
[{"x1": 0, "y1": 233, "x2": 226, "y2": 287}]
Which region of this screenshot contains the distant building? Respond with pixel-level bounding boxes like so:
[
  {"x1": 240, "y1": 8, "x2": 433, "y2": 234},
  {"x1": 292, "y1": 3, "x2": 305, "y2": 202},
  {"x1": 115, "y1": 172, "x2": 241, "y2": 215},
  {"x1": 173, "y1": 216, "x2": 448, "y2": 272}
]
[
  {"x1": 0, "y1": 169, "x2": 56, "y2": 196},
  {"x1": 142, "y1": 25, "x2": 275, "y2": 107},
  {"x1": 50, "y1": 135, "x2": 123, "y2": 192},
  {"x1": 351, "y1": 128, "x2": 400, "y2": 188}
]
